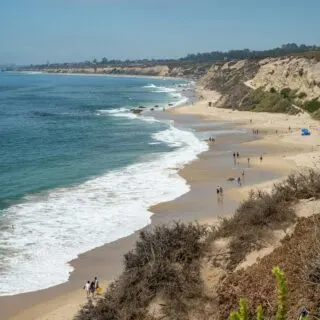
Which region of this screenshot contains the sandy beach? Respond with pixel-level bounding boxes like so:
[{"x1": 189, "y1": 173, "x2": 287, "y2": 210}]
[{"x1": 1, "y1": 86, "x2": 320, "y2": 320}]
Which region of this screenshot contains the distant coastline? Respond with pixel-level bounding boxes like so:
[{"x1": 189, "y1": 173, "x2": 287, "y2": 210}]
[{"x1": 16, "y1": 69, "x2": 188, "y2": 82}]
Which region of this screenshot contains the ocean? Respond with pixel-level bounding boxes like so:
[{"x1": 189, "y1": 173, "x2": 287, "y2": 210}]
[{"x1": 0, "y1": 72, "x2": 207, "y2": 295}]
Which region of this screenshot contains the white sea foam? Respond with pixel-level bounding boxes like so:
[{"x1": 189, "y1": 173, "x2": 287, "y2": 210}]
[
  {"x1": 97, "y1": 108, "x2": 161, "y2": 123},
  {"x1": 171, "y1": 94, "x2": 189, "y2": 107},
  {"x1": 20, "y1": 71, "x2": 44, "y2": 75},
  {"x1": 151, "y1": 87, "x2": 177, "y2": 93},
  {"x1": 143, "y1": 83, "x2": 191, "y2": 108},
  {"x1": 143, "y1": 84, "x2": 157, "y2": 88},
  {"x1": 144, "y1": 83, "x2": 180, "y2": 93},
  {"x1": 97, "y1": 107, "x2": 128, "y2": 114},
  {"x1": 0, "y1": 114, "x2": 207, "y2": 296}
]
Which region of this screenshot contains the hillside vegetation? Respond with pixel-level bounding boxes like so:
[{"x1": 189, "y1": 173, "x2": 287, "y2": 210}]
[
  {"x1": 201, "y1": 56, "x2": 320, "y2": 117},
  {"x1": 76, "y1": 170, "x2": 320, "y2": 320}
]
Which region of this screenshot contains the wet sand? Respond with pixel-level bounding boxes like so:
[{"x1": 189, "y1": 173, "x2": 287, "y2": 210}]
[{"x1": 0, "y1": 107, "x2": 307, "y2": 320}]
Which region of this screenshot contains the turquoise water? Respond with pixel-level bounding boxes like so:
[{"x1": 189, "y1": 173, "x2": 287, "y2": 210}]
[
  {"x1": 0, "y1": 73, "x2": 181, "y2": 209},
  {"x1": 0, "y1": 72, "x2": 207, "y2": 295}
]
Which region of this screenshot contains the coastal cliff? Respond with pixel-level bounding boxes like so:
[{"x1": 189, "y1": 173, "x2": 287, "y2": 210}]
[
  {"x1": 249, "y1": 57, "x2": 320, "y2": 100},
  {"x1": 27, "y1": 64, "x2": 210, "y2": 79},
  {"x1": 200, "y1": 56, "x2": 320, "y2": 117}
]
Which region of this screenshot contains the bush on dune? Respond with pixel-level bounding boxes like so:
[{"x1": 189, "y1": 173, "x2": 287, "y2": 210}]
[
  {"x1": 216, "y1": 170, "x2": 320, "y2": 269},
  {"x1": 304, "y1": 98, "x2": 320, "y2": 113},
  {"x1": 246, "y1": 88, "x2": 297, "y2": 114},
  {"x1": 280, "y1": 87, "x2": 297, "y2": 101},
  {"x1": 312, "y1": 108, "x2": 320, "y2": 120},
  {"x1": 273, "y1": 169, "x2": 320, "y2": 201},
  {"x1": 75, "y1": 223, "x2": 212, "y2": 320},
  {"x1": 220, "y1": 215, "x2": 320, "y2": 319},
  {"x1": 217, "y1": 189, "x2": 295, "y2": 269}
]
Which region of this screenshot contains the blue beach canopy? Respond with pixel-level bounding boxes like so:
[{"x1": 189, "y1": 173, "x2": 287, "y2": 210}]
[{"x1": 301, "y1": 128, "x2": 311, "y2": 136}]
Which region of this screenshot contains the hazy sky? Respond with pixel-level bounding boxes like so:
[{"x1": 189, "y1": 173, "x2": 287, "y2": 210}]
[{"x1": 1, "y1": 0, "x2": 319, "y2": 65}]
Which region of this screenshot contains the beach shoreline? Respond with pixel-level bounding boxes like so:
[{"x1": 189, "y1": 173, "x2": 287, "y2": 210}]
[
  {"x1": 15, "y1": 70, "x2": 189, "y2": 82},
  {"x1": 1, "y1": 84, "x2": 320, "y2": 320}
]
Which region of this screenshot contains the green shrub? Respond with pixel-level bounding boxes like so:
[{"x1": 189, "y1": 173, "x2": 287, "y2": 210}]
[
  {"x1": 256, "y1": 305, "x2": 263, "y2": 320},
  {"x1": 229, "y1": 268, "x2": 287, "y2": 320},
  {"x1": 270, "y1": 87, "x2": 277, "y2": 93},
  {"x1": 229, "y1": 299, "x2": 249, "y2": 320},
  {"x1": 273, "y1": 98, "x2": 292, "y2": 113},
  {"x1": 248, "y1": 88, "x2": 295, "y2": 113},
  {"x1": 298, "y1": 91, "x2": 307, "y2": 99},
  {"x1": 217, "y1": 189, "x2": 295, "y2": 269},
  {"x1": 273, "y1": 169, "x2": 320, "y2": 201},
  {"x1": 218, "y1": 170, "x2": 320, "y2": 269},
  {"x1": 272, "y1": 267, "x2": 288, "y2": 320},
  {"x1": 280, "y1": 88, "x2": 292, "y2": 99},
  {"x1": 249, "y1": 88, "x2": 266, "y2": 105},
  {"x1": 280, "y1": 88, "x2": 297, "y2": 100},
  {"x1": 312, "y1": 108, "x2": 320, "y2": 120},
  {"x1": 304, "y1": 99, "x2": 320, "y2": 113},
  {"x1": 75, "y1": 223, "x2": 212, "y2": 320}
]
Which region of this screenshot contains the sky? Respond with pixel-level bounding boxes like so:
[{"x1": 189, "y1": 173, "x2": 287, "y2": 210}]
[{"x1": 0, "y1": 0, "x2": 319, "y2": 65}]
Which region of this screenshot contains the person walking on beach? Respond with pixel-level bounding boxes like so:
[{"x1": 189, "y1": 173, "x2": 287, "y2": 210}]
[
  {"x1": 236, "y1": 152, "x2": 240, "y2": 159},
  {"x1": 247, "y1": 157, "x2": 250, "y2": 168},
  {"x1": 94, "y1": 276, "x2": 100, "y2": 293},
  {"x1": 233, "y1": 152, "x2": 236, "y2": 165},
  {"x1": 219, "y1": 186, "x2": 224, "y2": 206},
  {"x1": 84, "y1": 281, "x2": 90, "y2": 298},
  {"x1": 90, "y1": 280, "x2": 95, "y2": 298},
  {"x1": 219, "y1": 186, "x2": 224, "y2": 201},
  {"x1": 216, "y1": 185, "x2": 223, "y2": 206},
  {"x1": 260, "y1": 155, "x2": 263, "y2": 163},
  {"x1": 237, "y1": 177, "x2": 242, "y2": 187}
]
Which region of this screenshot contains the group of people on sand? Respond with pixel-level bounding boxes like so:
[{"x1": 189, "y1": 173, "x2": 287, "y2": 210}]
[
  {"x1": 231, "y1": 151, "x2": 264, "y2": 187},
  {"x1": 84, "y1": 276, "x2": 100, "y2": 298},
  {"x1": 233, "y1": 152, "x2": 263, "y2": 168},
  {"x1": 252, "y1": 129, "x2": 259, "y2": 135},
  {"x1": 208, "y1": 136, "x2": 215, "y2": 142}
]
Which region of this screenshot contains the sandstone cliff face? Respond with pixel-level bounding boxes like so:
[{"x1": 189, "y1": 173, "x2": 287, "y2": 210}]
[
  {"x1": 250, "y1": 57, "x2": 320, "y2": 100},
  {"x1": 200, "y1": 56, "x2": 320, "y2": 110},
  {"x1": 41, "y1": 65, "x2": 170, "y2": 77},
  {"x1": 32, "y1": 64, "x2": 211, "y2": 79},
  {"x1": 200, "y1": 60, "x2": 259, "y2": 108}
]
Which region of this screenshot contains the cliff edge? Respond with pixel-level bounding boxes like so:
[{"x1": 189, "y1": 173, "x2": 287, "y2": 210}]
[{"x1": 200, "y1": 56, "x2": 320, "y2": 116}]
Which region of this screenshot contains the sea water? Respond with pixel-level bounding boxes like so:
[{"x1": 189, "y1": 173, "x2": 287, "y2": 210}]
[{"x1": 0, "y1": 72, "x2": 207, "y2": 295}]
